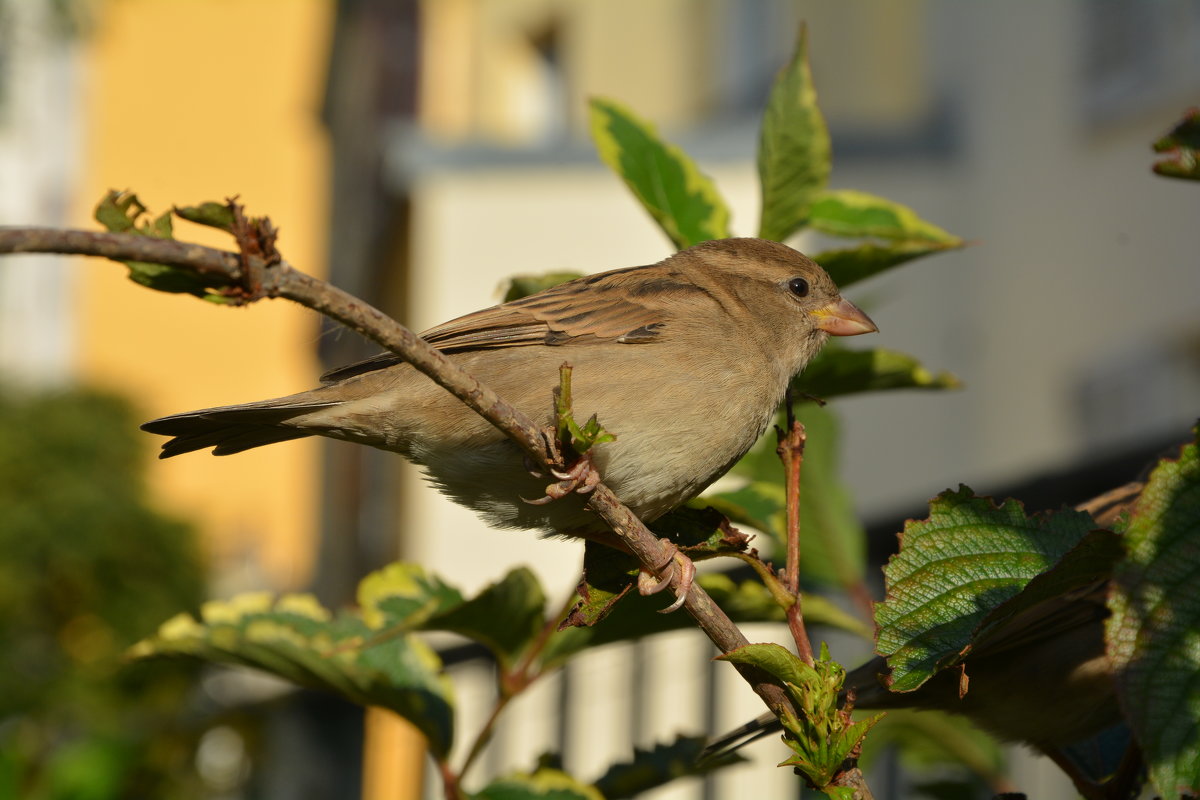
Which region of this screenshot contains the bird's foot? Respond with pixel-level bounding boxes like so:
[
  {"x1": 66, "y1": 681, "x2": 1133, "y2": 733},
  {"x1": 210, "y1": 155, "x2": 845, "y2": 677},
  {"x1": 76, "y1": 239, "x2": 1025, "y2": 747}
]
[
  {"x1": 522, "y1": 451, "x2": 601, "y2": 505},
  {"x1": 637, "y1": 539, "x2": 696, "y2": 613}
]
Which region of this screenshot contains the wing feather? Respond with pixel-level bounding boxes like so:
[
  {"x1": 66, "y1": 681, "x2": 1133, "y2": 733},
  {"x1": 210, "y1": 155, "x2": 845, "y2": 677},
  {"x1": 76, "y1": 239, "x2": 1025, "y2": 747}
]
[{"x1": 321, "y1": 267, "x2": 680, "y2": 383}]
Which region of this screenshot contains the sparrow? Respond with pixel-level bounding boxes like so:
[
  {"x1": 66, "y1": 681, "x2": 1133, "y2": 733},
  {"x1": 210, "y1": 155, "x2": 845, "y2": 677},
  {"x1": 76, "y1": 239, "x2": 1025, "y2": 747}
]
[{"x1": 143, "y1": 238, "x2": 876, "y2": 550}]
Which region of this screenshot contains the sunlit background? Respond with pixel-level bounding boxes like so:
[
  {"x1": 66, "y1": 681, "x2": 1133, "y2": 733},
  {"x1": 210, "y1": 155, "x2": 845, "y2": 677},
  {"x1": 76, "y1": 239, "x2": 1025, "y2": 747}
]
[{"x1": 2, "y1": 1, "x2": 1199, "y2": 798}]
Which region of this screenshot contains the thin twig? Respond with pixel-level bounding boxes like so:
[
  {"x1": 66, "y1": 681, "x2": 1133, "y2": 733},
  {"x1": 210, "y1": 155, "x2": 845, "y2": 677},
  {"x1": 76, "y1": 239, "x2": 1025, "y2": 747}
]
[
  {"x1": 459, "y1": 593, "x2": 576, "y2": 782},
  {"x1": 0, "y1": 226, "x2": 241, "y2": 282},
  {"x1": 457, "y1": 690, "x2": 514, "y2": 782},
  {"x1": 437, "y1": 759, "x2": 464, "y2": 800}
]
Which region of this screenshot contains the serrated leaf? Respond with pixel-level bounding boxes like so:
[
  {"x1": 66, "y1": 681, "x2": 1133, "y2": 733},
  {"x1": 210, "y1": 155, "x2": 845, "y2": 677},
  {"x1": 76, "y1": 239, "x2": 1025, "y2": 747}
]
[
  {"x1": 1107, "y1": 432, "x2": 1200, "y2": 800},
  {"x1": 501, "y1": 272, "x2": 583, "y2": 303},
  {"x1": 875, "y1": 488, "x2": 1097, "y2": 692},
  {"x1": 717, "y1": 404, "x2": 866, "y2": 588},
  {"x1": 593, "y1": 735, "x2": 744, "y2": 799},
  {"x1": 589, "y1": 97, "x2": 731, "y2": 249},
  {"x1": 474, "y1": 767, "x2": 604, "y2": 800},
  {"x1": 757, "y1": 24, "x2": 830, "y2": 242},
  {"x1": 808, "y1": 190, "x2": 960, "y2": 245},
  {"x1": 422, "y1": 567, "x2": 548, "y2": 672},
  {"x1": 357, "y1": 561, "x2": 465, "y2": 630},
  {"x1": 793, "y1": 345, "x2": 961, "y2": 401},
  {"x1": 130, "y1": 591, "x2": 455, "y2": 757},
  {"x1": 814, "y1": 241, "x2": 964, "y2": 289}
]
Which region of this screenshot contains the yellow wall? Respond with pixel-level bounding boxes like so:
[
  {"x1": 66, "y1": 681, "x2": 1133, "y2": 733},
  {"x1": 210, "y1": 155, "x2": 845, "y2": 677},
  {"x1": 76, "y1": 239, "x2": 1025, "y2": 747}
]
[{"x1": 75, "y1": 0, "x2": 333, "y2": 590}]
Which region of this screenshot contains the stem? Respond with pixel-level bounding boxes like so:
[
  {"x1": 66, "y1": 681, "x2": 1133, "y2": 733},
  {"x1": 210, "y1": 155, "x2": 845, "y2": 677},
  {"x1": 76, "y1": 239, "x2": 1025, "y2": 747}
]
[
  {"x1": 776, "y1": 394, "x2": 813, "y2": 665},
  {"x1": 457, "y1": 690, "x2": 515, "y2": 781},
  {"x1": 728, "y1": 551, "x2": 793, "y2": 607},
  {"x1": 438, "y1": 759, "x2": 464, "y2": 800}
]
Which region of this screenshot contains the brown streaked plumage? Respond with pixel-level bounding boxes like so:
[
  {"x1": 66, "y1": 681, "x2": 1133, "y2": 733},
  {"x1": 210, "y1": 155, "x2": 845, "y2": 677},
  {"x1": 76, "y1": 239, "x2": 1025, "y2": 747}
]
[{"x1": 143, "y1": 238, "x2": 876, "y2": 540}]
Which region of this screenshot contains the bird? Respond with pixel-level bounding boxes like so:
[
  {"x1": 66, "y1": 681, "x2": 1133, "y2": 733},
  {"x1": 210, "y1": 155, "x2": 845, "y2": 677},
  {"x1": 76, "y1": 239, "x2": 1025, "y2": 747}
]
[{"x1": 143, "y1": 238, "x2": 876, "y2": 554}]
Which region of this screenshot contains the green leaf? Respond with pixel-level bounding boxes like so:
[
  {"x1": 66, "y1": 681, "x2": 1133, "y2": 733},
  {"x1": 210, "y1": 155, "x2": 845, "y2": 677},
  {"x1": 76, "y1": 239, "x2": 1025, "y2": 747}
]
[
  {"x1": 93, "y1": 190, "x2": 226, "y2": 298},
  {"x1": 1107, "y1": 432, "x2": 1200, "y2": 800},
  {"x1": 422, "y1": 567, "x2": 548, "y2": 672},
  {"x1": 875, "y1": 488, "x2": 1097, "y2": 692},
  {"x1": 501, "y1": 272, "x2": 583, "y2": 303},
  {"x1": 757, "y1": 24, "x2": 830, "y2": 242},
  {"x1": 174, "y1": 201, "x2": 236, "y2": 232},
  {"x1": 593, "y1": 735, "x2": 744, "y2": 799},
  {"x1": 474, "y1": 767, "x2": 604, "y2": 800},
  {"x1": 718, "y1": 404, "x2": 866, "y2": 589},
  {"x1": 814, "y1": 241, "x2": 964, "y2": 289},
  {"x1": 357, "y1": 561, "x2": 465, "y2": 630},
  {"x1": 589, "y1": 97, "x2": 731, "y2": 249},
  {"x1": 129, "y1": 591, "x2": 455, "y2": 758},
  {"x1": 718, "y1": 641, "x2": 813, "y2": 687},
  {"x1": 554, "y1": 365, "x2": 615, "y2": 455},
  {"x1": 808, "y1": 190, "x2": 960, "y2": 245},
  {"x1": 793, "y1": 345, "x2": 961, "y2": 400}
]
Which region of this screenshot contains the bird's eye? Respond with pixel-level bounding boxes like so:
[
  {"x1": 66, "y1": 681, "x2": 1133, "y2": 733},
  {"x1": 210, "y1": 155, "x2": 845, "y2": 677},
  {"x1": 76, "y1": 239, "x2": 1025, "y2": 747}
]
[{"x1": 788, "y1": 277, "x2": 810, "y2": 298}]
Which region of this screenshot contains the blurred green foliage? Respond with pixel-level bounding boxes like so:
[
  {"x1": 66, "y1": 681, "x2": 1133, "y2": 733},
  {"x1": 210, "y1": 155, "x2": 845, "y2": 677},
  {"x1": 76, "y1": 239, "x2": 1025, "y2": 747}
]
[{"x1": 0, "y1": 389, "x2": 207, "y2": 799}]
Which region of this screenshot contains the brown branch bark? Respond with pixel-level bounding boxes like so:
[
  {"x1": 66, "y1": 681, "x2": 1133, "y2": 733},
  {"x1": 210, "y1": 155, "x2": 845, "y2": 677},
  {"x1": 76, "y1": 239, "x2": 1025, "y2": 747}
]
[
  {"x1": 0, "y1": 225, "x2": 795, "y2": 718},
  {"x1": 0, "y1": 227, "x2": 241, "y2": 282}
]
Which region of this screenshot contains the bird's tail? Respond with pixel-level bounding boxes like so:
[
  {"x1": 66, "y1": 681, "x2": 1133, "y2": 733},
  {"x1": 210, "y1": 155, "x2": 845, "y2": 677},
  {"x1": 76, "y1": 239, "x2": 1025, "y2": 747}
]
[{"x1": 141, "y1": 396, "x2": 342, "y2": 458}]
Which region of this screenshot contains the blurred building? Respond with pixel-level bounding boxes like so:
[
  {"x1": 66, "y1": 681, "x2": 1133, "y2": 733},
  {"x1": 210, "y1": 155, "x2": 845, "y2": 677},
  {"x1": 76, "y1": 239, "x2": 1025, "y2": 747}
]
[{"x1": 2, "y1": 0, "x2": 1199, "y2": 798}]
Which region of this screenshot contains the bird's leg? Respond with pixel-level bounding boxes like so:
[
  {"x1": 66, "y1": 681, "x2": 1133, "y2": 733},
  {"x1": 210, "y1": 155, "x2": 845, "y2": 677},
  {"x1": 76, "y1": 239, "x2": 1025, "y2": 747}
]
[
  {"x1": 637, "y1": 540, "x2": 697, "y2": 614},
  {"x1": 522, "y1": 450, "x2": 601, "y2": 505}
]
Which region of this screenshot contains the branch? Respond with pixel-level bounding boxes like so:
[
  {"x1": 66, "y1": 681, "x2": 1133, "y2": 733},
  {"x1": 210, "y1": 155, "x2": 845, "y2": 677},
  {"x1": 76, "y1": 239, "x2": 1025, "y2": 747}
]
[
  {"x1": 0, "y1": 225, "x2": 794, "y2": 717},
  {"x1": 0, "y1": 227, "x2": 241, "y2": 282}
]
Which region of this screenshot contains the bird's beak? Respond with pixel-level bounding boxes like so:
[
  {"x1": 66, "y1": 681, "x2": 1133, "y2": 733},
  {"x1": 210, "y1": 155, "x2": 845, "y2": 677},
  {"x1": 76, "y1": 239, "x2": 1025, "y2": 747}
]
[{"x1": 810, "y1": 297, "x2": 878, "y2": 336}]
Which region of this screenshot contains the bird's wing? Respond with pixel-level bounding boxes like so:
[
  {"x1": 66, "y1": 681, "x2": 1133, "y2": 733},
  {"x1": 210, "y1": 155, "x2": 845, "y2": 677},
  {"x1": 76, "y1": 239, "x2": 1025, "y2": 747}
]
[{"x1": 321, "y1": 270, "x2": 672, "y2": 383}]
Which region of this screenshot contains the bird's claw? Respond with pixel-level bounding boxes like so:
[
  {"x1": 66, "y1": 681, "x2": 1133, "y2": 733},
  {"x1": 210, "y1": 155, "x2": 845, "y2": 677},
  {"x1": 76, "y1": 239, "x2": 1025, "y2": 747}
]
[
  {"x1": 638, "y1": 539, "x2": 696, "y2": 613},
  {"x1": 522, "y1": 452, "x2": 601, "y2": 505}
]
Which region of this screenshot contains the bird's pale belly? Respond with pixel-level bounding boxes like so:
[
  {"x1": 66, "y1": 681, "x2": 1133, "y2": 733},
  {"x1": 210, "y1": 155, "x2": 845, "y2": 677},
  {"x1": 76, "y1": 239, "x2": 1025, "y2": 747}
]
[{"x1": 412, "y1": 385, "x2": 779, "y2": 537}]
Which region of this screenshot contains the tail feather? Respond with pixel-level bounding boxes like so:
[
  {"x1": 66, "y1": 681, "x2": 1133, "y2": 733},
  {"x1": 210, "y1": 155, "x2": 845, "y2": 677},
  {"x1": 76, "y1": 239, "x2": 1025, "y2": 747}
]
[{"x1": 142, "y1": 399, "x2": 341, "y2": 458}]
